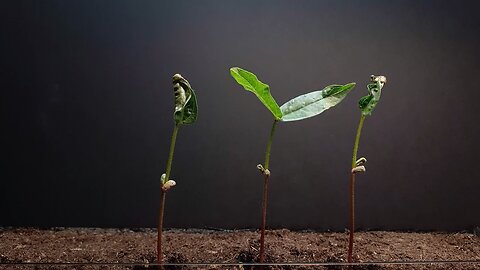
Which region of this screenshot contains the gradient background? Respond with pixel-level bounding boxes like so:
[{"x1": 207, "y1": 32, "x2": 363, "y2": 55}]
[{"x1": 1, "y1": 0, "x2": 479, "y2": 231}]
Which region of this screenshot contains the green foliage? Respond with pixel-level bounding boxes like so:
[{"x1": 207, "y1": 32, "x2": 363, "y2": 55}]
[
  {"x1": 173, "y1": 74, "x2": 198, "y2": 125},
  {"x1": 280, "y1": 83, "x2": 356, "y2": 122},
  {"x1": 176, "y1": 89, "x2": 198, "y2": 125},
  {"x1": 359, "y1": 75, "x2": 386, "y2": 116},
  {"x1": 230, "y1": 67, "x2": 282, "y2": 120},
  {"x1": 230, "y1": 67, "x2": 356, "y2": 122}
]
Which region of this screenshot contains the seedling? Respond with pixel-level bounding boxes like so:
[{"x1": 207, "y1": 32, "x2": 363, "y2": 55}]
[
  {"x1": 157, "y1": 74, "x2": 198, "y2": 263},
  {"x1": 347, "y1": 75, "x2": 387, "y2": 263},
  {"x1": 230, "y1": 67, "x2": 355, "y2": 263}
]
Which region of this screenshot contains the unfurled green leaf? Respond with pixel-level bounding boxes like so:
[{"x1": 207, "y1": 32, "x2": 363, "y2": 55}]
[
  {"x1": 230, "y1": 67, "x2": 282, "y2": 120},
  {"x1": 173, "y1": 74, "x2": 198, "y2": 125},
  {"x1": 359, "y1": 75, "x2": 387, "y2": 116},
  {"x1": 280, "y1": 83, "x2": 356, "y2": 122}
]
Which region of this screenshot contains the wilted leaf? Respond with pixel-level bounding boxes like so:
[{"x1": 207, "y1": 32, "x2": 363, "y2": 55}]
[
  {"x1": 280, "y1": 83, "x2": 356, "y2": 122},
  {"x1": 230, "y1": 67, "x2": 282, "y2": 120}
]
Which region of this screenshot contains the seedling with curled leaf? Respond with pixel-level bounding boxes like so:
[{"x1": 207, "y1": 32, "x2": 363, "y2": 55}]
[
  {"x1": 347, "y1": 75, "x2": 387, "y2": 263},
  {"x1": 230, "y1": 67, "x2": 355, "y2": 263},
  {"x1": 157, "y1": 74, "x2": 198, "y2": 264}
]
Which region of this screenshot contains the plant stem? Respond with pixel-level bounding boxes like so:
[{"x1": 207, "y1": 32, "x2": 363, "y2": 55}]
[
  {"x1": 157, "y1": 124, "x2": 179, "y2": 264},
  {"x1": 264, "y1": 120, "x2": 278, "y2": 171},
  {"x1": 348, "y1": 172, "x2": 355, "y2": 264},
  {"x1": 351, "y1": 115, "x2": 365, "y2": 169},
  {"x1": 348, "y1": 114, "x2": 365, "y2": 263},
  {"x1": 259, "y1": 120, "x2": 278, "y2": 264}
]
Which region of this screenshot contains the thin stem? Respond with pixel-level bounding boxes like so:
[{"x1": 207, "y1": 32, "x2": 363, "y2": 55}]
[
  {"x1": 165, "y1": 125, "x2": 180, "y2": 182},
  {"x1": 259, "y1": 120, "x2": 278, "y2": 264},
  {"x1": 264, "y1": 120, "x2": 278, "y2": 170},
  {"x1": 351, "y1": 115, "x2": 365, "y2": 169},
  {"x1": 259, "y1": 173, "x2": 269, "y2": 265},
  {"x1": 348, "y1": 172, "x2": 355, "y2": 263},
  {"x1": 157, "y1": 192, "x2": 166, "y2": 268},
  {"x1": 157, "y1": 124, "x2": 180, "y2": 264},
  {"x1": 348, "y1": 114, "x2": 365, "y2": 263}
]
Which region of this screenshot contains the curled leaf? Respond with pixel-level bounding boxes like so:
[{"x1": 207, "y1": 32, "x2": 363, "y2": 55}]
[
  {"x1": 230, "y1": 67, "x2": 282, "y2": 120},
  {"x1": 359, "y1": 75, "x2": 387, "y2": 116},
  {"x1": 173, "y1": 74, "x2": 198, "y2": 125},
  {"x1": 280, "y1": 83, "x2": 356, "y2": 122}
]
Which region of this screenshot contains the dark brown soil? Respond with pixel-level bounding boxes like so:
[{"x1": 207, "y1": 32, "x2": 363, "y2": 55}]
[{"x1": 0, "y1": 228, "x2": 479, "y2": 269}]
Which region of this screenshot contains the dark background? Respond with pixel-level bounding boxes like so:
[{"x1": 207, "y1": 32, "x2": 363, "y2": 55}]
[{"x1": 1, "y1": 0, "x2": 479, "y2": 231}]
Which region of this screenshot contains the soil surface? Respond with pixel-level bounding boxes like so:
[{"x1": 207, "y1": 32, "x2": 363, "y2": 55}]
[{"x1": 0, "y1": 228, "x2": 479, "y2": 269}]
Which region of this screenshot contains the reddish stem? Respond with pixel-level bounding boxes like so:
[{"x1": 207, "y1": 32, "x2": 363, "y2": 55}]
[
  {"x1": 157, "y1": 125, "x2": 179, "y2": 266},
  {"x1": 259, "y1": 172, "x2": 270, "y2": 264},
  {"x1": 348, "y1": 172, "x2": 355, "y2": 263},
  {"x1": 157, "y1": 190, "x2": 166, "y2": 265}
]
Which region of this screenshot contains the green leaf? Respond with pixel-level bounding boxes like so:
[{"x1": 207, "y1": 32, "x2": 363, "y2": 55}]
[
  {"x1": 173, "y1": 74, "x2": 198, "y2": 125},
  {"x1": 359, "y1": 75, "x2": 386, "y2": 116},
  {"x1": 280, "y1": 83, "x2": 356, "y2": 122},
  {"x1": 230, "y1": 67, "x2": 282, "y2": 120},
  {"x1": 179, "y1": 88, "x2": 198, "y2": 125}
]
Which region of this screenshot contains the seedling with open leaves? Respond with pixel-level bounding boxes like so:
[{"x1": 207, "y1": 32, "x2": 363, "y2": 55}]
[{"x1": 230, "y1": 67, "x2": 355, "y2": 263}]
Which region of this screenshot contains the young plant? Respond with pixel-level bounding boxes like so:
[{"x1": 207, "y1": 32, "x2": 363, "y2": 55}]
[
  {"x1": 347, "y1": 75, "x2": 387, "y2": 263},
  {"x1": 230, "y1": 67, "x2": 355, "y2": 263},
  {"x1": 157, "y1": 74, "x2": 198, "y2": 263}
]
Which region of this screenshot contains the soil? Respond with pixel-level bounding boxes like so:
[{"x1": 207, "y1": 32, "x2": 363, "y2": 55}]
[{"x1": 0, "y1": 228, "x2": 479, "y2": 270}]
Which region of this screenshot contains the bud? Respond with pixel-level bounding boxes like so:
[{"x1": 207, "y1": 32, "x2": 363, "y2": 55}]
[
  {"x1": 351, "y1": 165, "x2": 366, "y2": 174},
  {"x1": 371, "y1": 75, "x2": 387, "y2": 85},
  {"x1": 162, "y1": 180, "x2": 176, "y2": 191}
]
